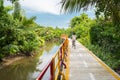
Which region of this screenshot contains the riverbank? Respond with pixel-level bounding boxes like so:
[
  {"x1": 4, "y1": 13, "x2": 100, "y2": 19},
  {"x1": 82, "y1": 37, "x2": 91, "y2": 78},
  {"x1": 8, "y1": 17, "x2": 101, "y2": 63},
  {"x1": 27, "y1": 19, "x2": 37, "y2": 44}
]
[
  {"x1": 0, "y1": 41, "x2": 61, "y2": 80},
  {"x1": 0, "y1": 41, "x2": 60, "y2": 69},
  {"x1": 0, "y1": 52, "x2": 39, "y2": 69},
  {"x1": 0, "y1": 55, "x2": 25, "y2": 69}
]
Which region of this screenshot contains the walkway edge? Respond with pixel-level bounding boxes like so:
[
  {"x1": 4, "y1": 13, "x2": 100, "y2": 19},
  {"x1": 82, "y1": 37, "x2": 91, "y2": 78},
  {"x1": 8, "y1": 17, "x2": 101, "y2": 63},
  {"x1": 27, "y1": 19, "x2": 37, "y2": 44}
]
[
  {"x1": 66, "y1": 45, "x2": 70, "y2": 80},
  {"x1": 79, "y1": 42, "x2": 120, "y2": 80}
]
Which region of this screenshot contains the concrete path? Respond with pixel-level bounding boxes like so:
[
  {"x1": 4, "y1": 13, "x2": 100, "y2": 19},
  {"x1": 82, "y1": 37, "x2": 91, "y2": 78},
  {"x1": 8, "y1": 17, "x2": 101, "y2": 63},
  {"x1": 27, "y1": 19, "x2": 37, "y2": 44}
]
[{"x1": 69, "y1": 39, "x2": 120, "y2": 80}]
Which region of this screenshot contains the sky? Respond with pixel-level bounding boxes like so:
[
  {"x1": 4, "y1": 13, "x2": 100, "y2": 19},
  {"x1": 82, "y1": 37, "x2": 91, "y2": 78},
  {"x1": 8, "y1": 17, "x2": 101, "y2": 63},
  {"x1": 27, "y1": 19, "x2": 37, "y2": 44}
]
[{"x1": 5, "y1": 0, "x2": 95, "y2": 28}]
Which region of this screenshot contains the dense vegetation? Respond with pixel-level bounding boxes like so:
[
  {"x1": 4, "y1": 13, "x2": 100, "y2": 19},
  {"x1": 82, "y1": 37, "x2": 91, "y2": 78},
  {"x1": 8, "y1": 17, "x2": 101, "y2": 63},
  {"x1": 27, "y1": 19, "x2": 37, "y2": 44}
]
[
  {"x1": 66, "y1": 13, "x2": 120, "y2": 72},
  {"x1": 89, "y1": 20, "x2": 120, "y2": 70},
  {"x1": 0, "y1": 0, "x2": 64, "y2": 60},
  {"x1": 61, "y1": 0, "x2": 120, "y2": 73}
]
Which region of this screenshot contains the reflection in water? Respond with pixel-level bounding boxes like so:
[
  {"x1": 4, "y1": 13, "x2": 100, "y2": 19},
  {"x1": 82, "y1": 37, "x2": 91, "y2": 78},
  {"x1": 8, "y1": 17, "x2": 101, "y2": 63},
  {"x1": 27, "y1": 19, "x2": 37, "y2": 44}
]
[{"x1": 0, "y1": 41, "x2": 60, "y2": 80}]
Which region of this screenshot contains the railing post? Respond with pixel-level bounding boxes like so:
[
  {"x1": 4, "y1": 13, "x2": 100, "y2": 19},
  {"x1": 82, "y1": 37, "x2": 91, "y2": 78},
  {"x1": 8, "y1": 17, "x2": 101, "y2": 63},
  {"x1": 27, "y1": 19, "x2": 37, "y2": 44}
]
[{"x1": 50, "y1": 59, "x2": 55, "y2": 80}]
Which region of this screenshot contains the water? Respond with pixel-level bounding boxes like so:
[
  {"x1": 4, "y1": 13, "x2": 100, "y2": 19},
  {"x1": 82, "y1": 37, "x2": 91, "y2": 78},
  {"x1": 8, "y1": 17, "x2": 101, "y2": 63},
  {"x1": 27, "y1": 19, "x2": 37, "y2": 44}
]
[{"x1": 0, "y1": 41, "x2": 60, "y2": 80}]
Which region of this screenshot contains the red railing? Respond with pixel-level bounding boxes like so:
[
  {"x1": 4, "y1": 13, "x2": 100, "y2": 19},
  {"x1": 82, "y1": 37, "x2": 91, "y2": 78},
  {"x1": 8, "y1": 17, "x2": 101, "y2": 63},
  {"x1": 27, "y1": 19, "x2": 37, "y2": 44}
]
[
  {"x1": 36, "y1": 60, "x2": 54, "y2": 80},
  {"x1": 36, "y1": 37, "x2": 69, "y2": 80}
]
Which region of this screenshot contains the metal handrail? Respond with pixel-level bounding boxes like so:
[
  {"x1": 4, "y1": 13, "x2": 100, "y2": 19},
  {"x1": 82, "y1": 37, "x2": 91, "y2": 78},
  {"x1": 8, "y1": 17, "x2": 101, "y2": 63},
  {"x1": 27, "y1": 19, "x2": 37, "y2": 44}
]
[{"x1": 36, "y1": 37, "x2": 69, "y2": 80}]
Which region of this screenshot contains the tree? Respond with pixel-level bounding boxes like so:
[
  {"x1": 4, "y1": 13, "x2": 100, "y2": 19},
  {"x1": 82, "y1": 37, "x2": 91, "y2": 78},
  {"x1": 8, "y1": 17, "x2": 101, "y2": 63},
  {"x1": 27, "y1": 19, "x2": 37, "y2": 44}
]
[
  {"x1": 13, "y1": 1, "x2": 22, "y2": 21},
  {"x1": 61, "y1": 0, "x2": 120, "y2": 25},
  {"x1": 70, "y1": 13, "x2": 90, "y2": 28},
  {"x1": 9, "y1": 0, "x2": 18, "y2": 3},
  {"x1": 0, "y1": 0, "x2": 4, "y2": 9},
  {"x1": 0, "y1": 0, "x2": 5, "y2": 15},
  {"x1": 22, "y1": 16, "x2": 36, "y2": 28},
  {"x1": 70, "y1": 16, "x2": 81, "y2": 28}
]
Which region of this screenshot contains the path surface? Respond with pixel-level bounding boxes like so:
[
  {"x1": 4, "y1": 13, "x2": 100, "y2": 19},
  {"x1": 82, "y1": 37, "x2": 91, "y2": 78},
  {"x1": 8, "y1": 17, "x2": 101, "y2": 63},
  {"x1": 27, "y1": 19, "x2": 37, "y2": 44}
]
[{"x1": 69, "y1": 39, "x2": 120, "y2": 80}]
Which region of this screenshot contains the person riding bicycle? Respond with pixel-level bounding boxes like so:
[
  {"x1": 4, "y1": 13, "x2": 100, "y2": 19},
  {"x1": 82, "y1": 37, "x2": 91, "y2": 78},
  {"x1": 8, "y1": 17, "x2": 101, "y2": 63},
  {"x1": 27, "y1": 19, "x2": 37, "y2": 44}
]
[{"x1": 72, "y1": 33, "x2": 76, "y2": 49}]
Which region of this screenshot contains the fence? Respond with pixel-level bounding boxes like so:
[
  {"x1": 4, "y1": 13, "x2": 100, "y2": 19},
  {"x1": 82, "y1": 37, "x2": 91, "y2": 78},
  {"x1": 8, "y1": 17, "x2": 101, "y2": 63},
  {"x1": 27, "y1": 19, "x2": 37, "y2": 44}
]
[{"x1": 36, "y1": 37, "x2": 69, "y2": 80}]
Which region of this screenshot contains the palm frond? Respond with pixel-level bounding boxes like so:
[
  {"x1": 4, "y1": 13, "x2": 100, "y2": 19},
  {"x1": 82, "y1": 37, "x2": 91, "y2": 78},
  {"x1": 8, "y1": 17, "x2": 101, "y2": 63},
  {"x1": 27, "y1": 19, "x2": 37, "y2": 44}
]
[{"x1": 61, "y1": 0, "x2": 96, "y2": 13}]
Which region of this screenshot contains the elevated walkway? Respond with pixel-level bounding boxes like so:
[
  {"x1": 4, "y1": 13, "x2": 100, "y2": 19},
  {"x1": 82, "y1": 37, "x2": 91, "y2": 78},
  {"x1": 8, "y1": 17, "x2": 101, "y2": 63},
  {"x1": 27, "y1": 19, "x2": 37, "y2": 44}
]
[{"x1": 69, "y1": 39, "x2": 120, "y2": 80}]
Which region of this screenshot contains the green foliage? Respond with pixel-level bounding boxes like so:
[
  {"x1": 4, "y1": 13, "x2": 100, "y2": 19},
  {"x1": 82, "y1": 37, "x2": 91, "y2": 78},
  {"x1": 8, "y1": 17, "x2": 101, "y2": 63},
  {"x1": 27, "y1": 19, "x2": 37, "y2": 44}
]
[
  {"x1": 0, "y1": 3, "x2": 44, "y2": 59},
  {"x1": 2, "y1": 44, "x2": 19, "y2": 55},
  {"x1": 89, "y1": 22, "x2": 120, "y2": 70},
  {"x1": 5, "y1": 6, "x2": 13, "y2": 12},
  {"x1": 35, "y1": 27, "x2": 64, "y2": 41},
  {"x1": 86, "y1": 44, "x2": 120, "y2": 69},
  {"x1": 68, "y1": 13, "x2": 120, "y2": 71},
  {"x1": 67, "y1": 13, "x2": 92, "y2": 45},
  {"x1": 70, "y1": 17, "x2": 81, "y2": 28},
  {"x1": 90, "y1": 22, "x2": 120, "y2": 54},
  {"x1": 19, "y1": 31, "x2": 44, "y2": 55},
  {"x1": 21, "y1": 16, "x2": 37, "y2": 28},
  {"x1": 0, "y1": 0, "x2": 4, "y2": 9},
  {"x1": 0, "y1": 0, "x2": 64, "y2": 59},
  {"x1": 0, "y1": 13, "x2": 19, "y2": 58},
  {"x1": 13, "y1": 1, "x2": 22, "y2": 21},
  {"x1": 0, "y1": 14, "x2": 44, "y2": 58},
  {"x1": 70, "y1": 13, "x2": 90, "y2": 28},
  {"x1": 61, "y1": 0, "x2": 120, "y2": 26},
  {"x1": 9, "y1": 0, "x2": 18, "y2": 3}
]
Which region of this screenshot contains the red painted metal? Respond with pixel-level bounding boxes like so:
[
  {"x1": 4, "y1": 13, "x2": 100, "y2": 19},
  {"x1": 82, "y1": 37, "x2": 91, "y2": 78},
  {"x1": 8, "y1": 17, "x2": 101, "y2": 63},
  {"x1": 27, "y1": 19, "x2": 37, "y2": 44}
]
[
  {"x1": 61, "y1": 61, "x2": 66, "y2": 69},
  {"x1": 60, "y1": 47, "x2": 62, "y2": 60},
  {"x1": 36, "y1": 60, "x2": 52, "y2": 80},
  {"x1": 36, "y1": 47, "x2": 63, "y2": 80},
  {"x1": 50, "y1": 60, "x2": 54, "y2": 80}
]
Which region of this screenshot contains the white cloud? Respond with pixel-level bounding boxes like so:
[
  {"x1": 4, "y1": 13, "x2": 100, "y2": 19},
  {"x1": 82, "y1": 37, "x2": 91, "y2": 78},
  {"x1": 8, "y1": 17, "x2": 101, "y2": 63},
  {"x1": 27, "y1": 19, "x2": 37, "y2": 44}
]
[{"x1": 19, "y1": 0, "x2": 62, "y2": 15}]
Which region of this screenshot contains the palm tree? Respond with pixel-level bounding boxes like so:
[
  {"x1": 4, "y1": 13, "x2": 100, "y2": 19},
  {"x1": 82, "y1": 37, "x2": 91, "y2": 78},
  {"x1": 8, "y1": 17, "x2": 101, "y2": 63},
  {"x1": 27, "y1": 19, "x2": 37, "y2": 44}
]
[
  {"x1": 13, "y1": 1, "x2": 21, "y2": 20},
  {"x1": 61, "y1": 0, "x2": 120, "y2": 25},
  {"x1": 9, "y1": 0, "x2": 18, "y2": 3},
  {"x1": 22, "y1": 16, "x2": 37, "y2": 27},
  {"x1": 0, "y1": 0, "x2": 4, "y2": 12},
  {"x1": 61, "y1": 0, "x2": 95, "y2": 13},
  {"x1": 0, "y1": 0, "x2": 4, "y2": 7}
]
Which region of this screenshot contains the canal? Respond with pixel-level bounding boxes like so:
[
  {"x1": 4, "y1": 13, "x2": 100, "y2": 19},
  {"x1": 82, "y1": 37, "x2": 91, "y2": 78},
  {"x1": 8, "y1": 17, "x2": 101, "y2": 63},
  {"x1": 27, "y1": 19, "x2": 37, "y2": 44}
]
[{"x1": 0, "y1": 41, "x2": 61, "y2": 80}]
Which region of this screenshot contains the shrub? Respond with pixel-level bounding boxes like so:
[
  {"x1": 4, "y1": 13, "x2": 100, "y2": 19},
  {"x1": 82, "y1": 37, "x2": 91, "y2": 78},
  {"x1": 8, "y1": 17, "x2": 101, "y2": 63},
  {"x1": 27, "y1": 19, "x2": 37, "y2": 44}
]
[
  {"x1": 19, "y1": 31, "x2": 44, "y2": 56},
  {"x1": 2, "y1": 44, "x2": 19, "y2": 55}
]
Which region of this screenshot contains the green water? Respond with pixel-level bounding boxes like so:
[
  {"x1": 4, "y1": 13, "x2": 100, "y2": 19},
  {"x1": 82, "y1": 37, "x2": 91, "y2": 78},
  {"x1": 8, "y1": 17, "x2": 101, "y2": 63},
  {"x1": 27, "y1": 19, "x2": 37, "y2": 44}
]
[{"x1": 0, "y1": 41, "x2": 60, "y2": 80}]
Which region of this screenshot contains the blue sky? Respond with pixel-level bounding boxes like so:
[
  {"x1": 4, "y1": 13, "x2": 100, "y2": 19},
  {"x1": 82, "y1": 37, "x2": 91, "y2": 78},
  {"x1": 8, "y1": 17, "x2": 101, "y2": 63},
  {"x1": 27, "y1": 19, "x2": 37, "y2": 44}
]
[{"x1": 5, "y1": 0, "x2": 95, "y2": 28}]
